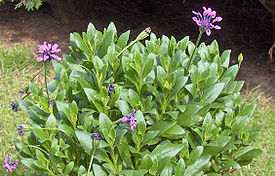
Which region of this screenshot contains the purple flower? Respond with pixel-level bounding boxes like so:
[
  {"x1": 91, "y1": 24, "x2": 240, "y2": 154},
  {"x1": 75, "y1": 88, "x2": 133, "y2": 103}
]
[
  {"x1": 9, "y1": 101, "x2": 19, "y2": 112},
  {"x1": 145, "y1": 27, "x2": 151, "y2": 34},
  {"x1": 19, "y1": 87, "x2": 30, "y2": 97},
  {"x1": 107, "y1": 84, "x2": 115, "y2": 95},
  {"x1": 3, "y1": 154, "x2": 18, "y2": 172},
  {"x1": 18, "y1": 124, "x2": 24, "y2": 137},
  {"x1": 36, "y1": 42, "x2": 62, "y2": 62},
  {"x1": 47, "y1": 99, "x2": 55, "y2": 108},
  {"x1": 121, "y1": 108, "x2": 137, "y2": 131},
  {"x1": 192, "y1": 7, "x2": 222, "y2": 36},
  {"x1": 91, "y1": 133, "x2": 102, "y2": 140}
]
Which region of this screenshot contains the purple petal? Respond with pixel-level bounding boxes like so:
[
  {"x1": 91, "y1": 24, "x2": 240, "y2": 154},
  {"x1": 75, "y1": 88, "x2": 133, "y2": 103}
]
[
  {"x1": 36, "y1": 56, "x2": 43, "y2": 62},
  {"x1": 43, "y1": 55, "x2": 50, "y2": 61},
  {"x1": 198, "y1": 12, "x2": 202, "y2": 18},
  {"x1": 192, "y1": 10, "x2": 198, "y2": 15},
  {"x1": 206, "y1": 29, "x2": 211, "y2": 36},
  {"x1": 213, "y1": 16, "x2": 222, "y2": 23},
  {"x1": 51, "y1": 54, "x2": 62, "y2": 61},
  {"x1": 192, "y1": 17, "x2": 198, "y2": 22},
  {"x1": 211, "y1": 11, "x2": 216, "y2": 18},
  {"x1": 213, "y1": 25, "x2": 221, "y2": 30}
]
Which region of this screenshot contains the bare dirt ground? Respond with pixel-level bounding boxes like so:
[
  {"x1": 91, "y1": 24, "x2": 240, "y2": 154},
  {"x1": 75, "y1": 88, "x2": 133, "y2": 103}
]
[{"x1": 0, "y1": 0, "x2": 274, "y2": 97}]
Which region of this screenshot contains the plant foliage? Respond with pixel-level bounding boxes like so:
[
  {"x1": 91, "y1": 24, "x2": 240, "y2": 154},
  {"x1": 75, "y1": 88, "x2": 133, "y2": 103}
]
[{"x1": 14, "y1": 22, "x2": 262, "y2": 175}]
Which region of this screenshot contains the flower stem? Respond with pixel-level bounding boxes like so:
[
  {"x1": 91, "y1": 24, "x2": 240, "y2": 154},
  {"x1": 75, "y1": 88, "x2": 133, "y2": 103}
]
[
  {"x1": 87, "y1": 142, "x2": 97, "y2": 175},
  {"x1": 187, "y1": 29, "x2": 204, "y2": 71},
  {"x1": 116, "y1": 39, "x2": 138, "y2": 57},
  {"x1": 44, "y1": 62, "x2": 50, "y2": 101}
]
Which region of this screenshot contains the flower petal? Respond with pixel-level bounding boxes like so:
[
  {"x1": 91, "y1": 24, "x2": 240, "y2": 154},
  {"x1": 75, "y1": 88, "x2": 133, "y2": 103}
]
[
  {"x1": 213, "y1": 16, "x2": 222, "y2": 23},
  {"x1": 35, "y1": 56, "x2": 43, "y2": 62},
  {"x1": 206, "y1": 29, "x2": 211, "y2": 36},
  {"x1": 214, "y1": 25, "x2": 221, "y2": 30},
  {"x1": 51, "y1": 54, "x2": 62, "y2": 61},
  {"x1": 211, "y1": 11, "x2": 216, "y2": 18},
  {"x1": 192, "y1": 10, "x2": 198, "y2": 15}
]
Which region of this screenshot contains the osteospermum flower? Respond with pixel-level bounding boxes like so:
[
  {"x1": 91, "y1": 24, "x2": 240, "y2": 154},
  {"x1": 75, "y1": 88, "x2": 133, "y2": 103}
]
[
  {"x1": 192, "y1": 7, "x2": 222, "y2": 36},
  {"x1": 36, "y1": 42, "x2": 62, "y2": 62},
  {"x1": 121, "y1": 108, "x2": 137, "y2": 131},
  {"x1": 18, "y1": 124, "x2": 24, "y2": 137},
  {"x1": 9, "y1": 101, "x2": 19, "y2": 112},
  {"x1": 3, "y1": 154, "x2": 18, "y2": 172}
]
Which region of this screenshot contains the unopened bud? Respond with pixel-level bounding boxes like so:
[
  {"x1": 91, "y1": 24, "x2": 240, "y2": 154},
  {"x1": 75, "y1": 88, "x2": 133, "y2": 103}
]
[{"x1": 136, "y1": 27, "x2": 151, "y2": 41}]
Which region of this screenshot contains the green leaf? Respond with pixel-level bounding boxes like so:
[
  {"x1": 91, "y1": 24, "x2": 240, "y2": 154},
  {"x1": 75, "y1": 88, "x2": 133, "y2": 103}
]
[
  {"x1": 201, "y1": 83, "x2": 224, "y2": 104},
  {"x1": 151, "y1": 120, "x2": 176, "y2": 135},
  {"x1": 78, "y1": 165, "x2": 87, "y2": 176},
  {"x1": 205, "y1": 136, "x2": 231, "y2": 155},
  {"x1": 139, "y1": 154, "x2": 153, "y2": 170},
  {"x1": 21, "y1": 158, "x2": 35, "y2": 170},
  {"x1": 46, "y1": 114, "x2": 57, "y2": 128},
  {"x1": 231, "y1": 116, "x2": 249, "y2": 134},
  {"x1": 117, "y1": 30, "x2": 130, "y2": 49},
  {"x1": 116, "y1": 100, "x2": 131, "y2": 116},
  {"x1": 177, "y1": 104, "x2": 202, "y2": 127},
  {"x1": 64, "y1": 161, "x2": 74, "y2": 174},
  {"x1": 99, "y1": 113, "x2": 114, "y2": 143},
  {"x1": 98, "y1": 22, "x2": 116, "y2": 58},
  {"x1": 175, "y1": 158, "x2": 185, "y2": 176},
  {"x1": 221, "y1": 50, "x2": 231, "y2": 68},
  {"x1": 128, "y1": 89, "x2": 140, "y2": 107},
  {"x1": 240, "y1": 104, "x2": 256, "y2": 117},
  {"x1": 33, "y1": 128, "x2": 47, "y2": 141},
  {"x1": 152, "y1": 143, "x2": 183, "y2": 161},
  {"x1": 141, "y1": 53, "x2": 155, "y2": 80},
  {"x1": 222, "y1": 159, "x2": 241, "y2": 169},
  {"x1": 184, "y1": 154, "x2": 211, "y2": 176},
  {"x1": 188, "y1": 146, "x2": 204, "y2": 165},
  {"x1": 36, "y1": 149, "x2": 46, "y2": 165},
  {"x1": 75, "y1": 130, "x2": 93, "y2": 154},
  {"x1": 157, "y1": 66, "x2": 168, "y2": 87},
  {"x1": 71, "y1": 100, "x2": 78, "y2": 128},
  {"x1": 120, "y1": 169, "x2": 147, "y2": 176},
  {"x1": 29, "y1": 82, "x2": 42, "y2": 96},
  {"x1": 141, "y1": 131, "x2": 159, "y2": 147},
  {"x1": 235, "y1": 148, "x2": 263, "y2": 162},
  {"x1": 177, "y1": 36, "x2": 189, "y2": 52},
  {"x1": 163, "y1": 124, "x2": 185, "y2": 139},
  {"x1": 17, "y1": 99, "x2": 33, "y2": 113},
  {"x1": 93, "y1": 164, "x2": 107, "y2": 176}
]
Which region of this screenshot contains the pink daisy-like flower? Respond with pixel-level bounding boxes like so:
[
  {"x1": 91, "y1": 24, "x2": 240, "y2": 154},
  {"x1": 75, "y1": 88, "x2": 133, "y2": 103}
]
[
  {"x1": 192, "y1": 7, "x2": 222, "y2": 36},
  {"x1": 121, "y1": 108, "x2": 137, "y2": 131},
  {"x1": 36, "y1": 42, "x2": 62, "y2": 62},
  {"x1": 3, "y1": 153, "x2": 18, "y2": 172}
]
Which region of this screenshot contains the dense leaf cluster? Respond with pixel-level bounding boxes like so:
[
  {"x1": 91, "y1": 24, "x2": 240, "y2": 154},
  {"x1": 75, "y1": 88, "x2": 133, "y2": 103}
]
[
  {"x1": 15, "y1": 22, "x2": 262, "y2": 175},
  {"x1": 0, "y1": 0, "x2": 42, "y2": 10}
]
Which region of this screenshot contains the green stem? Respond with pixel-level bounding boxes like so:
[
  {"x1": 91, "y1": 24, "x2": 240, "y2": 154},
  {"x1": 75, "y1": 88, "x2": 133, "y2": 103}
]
[
  {"x1": 44, "y1": 62, "x2": 50, "y2": 101},
  {"x1": 87, "y1": 144, "x2": 96, "y2": 176},
  {"x1": 116, "y1": 39, "x2": 138, "y2": 57},
  {"x1": 187, "y1": 29, "x2": 204, "y2": 71}
]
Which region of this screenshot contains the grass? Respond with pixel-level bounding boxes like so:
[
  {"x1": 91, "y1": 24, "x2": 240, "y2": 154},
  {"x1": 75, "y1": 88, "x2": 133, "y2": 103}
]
[
  {"x1": 0, "y1": 43, "x2": 274, "y2": 175},
  {"x1": 0, "y1": 43, "x2": 47, "y2": 175},
  {"x1": 231, "y1": 87, "x2": 275, "y2": 176}
]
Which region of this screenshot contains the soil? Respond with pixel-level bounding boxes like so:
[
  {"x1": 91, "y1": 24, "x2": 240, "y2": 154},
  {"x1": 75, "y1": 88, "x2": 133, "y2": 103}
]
[{"x1": 0, "y1": 0, "x2": 274, "y2": 97}]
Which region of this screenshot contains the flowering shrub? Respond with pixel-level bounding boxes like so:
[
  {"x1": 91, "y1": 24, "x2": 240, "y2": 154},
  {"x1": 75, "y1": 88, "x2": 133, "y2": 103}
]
[{"x1": 8, "y1": 8, "x2": 262, "y2": 175}]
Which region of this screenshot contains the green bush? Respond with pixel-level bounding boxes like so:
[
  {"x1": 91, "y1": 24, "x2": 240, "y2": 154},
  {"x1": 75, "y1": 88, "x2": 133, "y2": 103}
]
[
  {"x1": 0, "y1": 0, "x2": 42, "y2": 10},
  {"x1": 10, "y1": 21, "x2": 262, "y2": 175}
]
